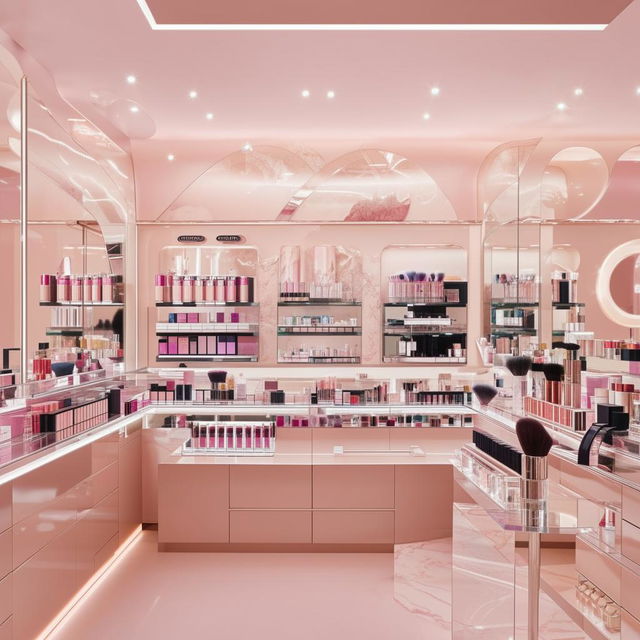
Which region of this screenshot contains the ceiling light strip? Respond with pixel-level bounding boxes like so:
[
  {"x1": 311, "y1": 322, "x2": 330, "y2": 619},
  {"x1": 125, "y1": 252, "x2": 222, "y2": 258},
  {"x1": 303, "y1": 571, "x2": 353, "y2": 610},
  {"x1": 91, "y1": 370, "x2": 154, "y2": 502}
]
[{"x1": 135, "y1": 2, "x2": 606, "y2": 31}]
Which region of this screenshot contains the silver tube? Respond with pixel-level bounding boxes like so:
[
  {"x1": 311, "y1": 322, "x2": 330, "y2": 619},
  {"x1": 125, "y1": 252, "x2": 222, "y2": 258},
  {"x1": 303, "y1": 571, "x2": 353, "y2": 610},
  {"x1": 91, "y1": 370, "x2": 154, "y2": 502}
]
[{"x1": 528, "y1": 531, "x2": 541, "y2": 640}]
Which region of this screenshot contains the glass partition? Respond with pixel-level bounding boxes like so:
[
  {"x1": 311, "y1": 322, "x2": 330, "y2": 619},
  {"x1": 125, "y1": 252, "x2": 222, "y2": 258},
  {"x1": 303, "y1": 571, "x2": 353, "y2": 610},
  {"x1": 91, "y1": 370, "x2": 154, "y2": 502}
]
[{"x1": 25, "y1": 79, "x2": 131, "y2": 380}]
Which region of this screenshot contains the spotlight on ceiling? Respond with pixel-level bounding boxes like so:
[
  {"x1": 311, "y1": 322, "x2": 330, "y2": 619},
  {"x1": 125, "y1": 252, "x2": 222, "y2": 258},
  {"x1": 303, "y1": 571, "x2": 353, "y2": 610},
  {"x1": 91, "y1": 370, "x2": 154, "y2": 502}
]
[{"x1": 126, "y1": 75, "x2": 137, "y2": 85}]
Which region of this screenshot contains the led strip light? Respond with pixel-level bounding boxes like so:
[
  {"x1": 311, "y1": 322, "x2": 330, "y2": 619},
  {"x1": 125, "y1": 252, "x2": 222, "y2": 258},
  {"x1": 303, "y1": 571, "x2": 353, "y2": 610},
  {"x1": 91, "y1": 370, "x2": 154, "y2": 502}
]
[{"x1": 135, "y1": 0, "x2": 607, "y2": 31}]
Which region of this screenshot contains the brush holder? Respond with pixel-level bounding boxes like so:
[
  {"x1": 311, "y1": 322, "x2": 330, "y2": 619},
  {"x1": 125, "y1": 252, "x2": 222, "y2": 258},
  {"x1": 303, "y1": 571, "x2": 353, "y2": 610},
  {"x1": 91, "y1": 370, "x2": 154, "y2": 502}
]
[{"x1": 520, "y1": 455, "x2": 548, "y2": 504}]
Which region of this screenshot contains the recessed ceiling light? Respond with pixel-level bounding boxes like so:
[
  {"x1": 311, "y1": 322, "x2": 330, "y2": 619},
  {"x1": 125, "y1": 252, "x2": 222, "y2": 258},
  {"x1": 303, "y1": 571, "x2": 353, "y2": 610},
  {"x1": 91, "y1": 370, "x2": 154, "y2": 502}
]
[
  {"x1": 206, "y1": 112, "x2": 214, "y2": 120},
  {"x1": 167, "y1": 154, "x2": 175, "y2": 161},
  {"x1": 636, "y1": 87, "x2": 640, "y2": 95},
  {"x1": 189, "y1": 90, "x2": 198, "y2": 99},
  {"x1": 242, "y1": 143, "x2": 253, "y2": 151},
  {"x1": 573, "y1": 87, "x2": 583, "y2": 96},
  {"x1": 326, "y1": 90, "x2": 335, "y2": 99},
  {"x1": 126, "y1": 75, "x2": 137, "y2": 85},
  {"x1": 422, "y1": 112, "x2": 431, "y2": 120},
  {"x1": 129, "y1": 105, "x2": 140, "y2": 113},
  {"x1": 430, "y1": 87, "x2": 440, "y2": 96},
  {"x1": 301, "y1": 89, "x2": 310, "y2": 98},
  {"x1": 556, "y1": 102, "x2": 568, "y2": 111}
]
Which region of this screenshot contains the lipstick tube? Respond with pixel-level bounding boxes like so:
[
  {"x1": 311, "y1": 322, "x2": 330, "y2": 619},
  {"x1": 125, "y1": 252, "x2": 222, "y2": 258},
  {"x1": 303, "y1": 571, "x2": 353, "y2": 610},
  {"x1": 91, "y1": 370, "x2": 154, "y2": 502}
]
[{"x1": 155, "y1": 274, "x2": 166, "y2": 303}]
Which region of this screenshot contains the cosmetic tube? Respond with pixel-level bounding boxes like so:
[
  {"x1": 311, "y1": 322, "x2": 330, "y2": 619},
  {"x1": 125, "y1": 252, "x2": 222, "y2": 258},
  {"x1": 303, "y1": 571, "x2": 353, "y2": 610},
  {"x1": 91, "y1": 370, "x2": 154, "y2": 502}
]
[
  {"x1": 83, "y1": 276, "x2": 92, "y2": 303},
  {"x1": 40, "y1": 274, "x2": 53, "y2": 303},
  {"x1": 172, "y1": 276, "x2": 183, "y2": 304},
  {"x1": 239, "y1": 276, "x2": 249, "y2": 303},
  {"x1": 102, "y1": 275, "x2": 114, "y2": 303},
  {"x1": 92, "y1": 274, "x2": 102, "y2": 302},
  {"x1": 155, "y1": 274, "x2": 166, "y2": 303}
]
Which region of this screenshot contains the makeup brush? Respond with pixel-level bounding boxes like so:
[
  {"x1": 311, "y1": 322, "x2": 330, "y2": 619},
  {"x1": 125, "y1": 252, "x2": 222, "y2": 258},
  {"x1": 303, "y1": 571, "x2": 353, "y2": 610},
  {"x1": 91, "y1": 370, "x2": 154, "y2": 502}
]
[
  {"x1": 207, "y1": 370, "x2": 227, "y2": 386},
  {"x1": 543, "y1": 363, "x2": 564, "y2": 404},
  {"x1": 472, "y1": 384, "x2": 498, "y2": 406},
  {"x1": 515, "y1": 417, "x2": 553, "y2": 640},
  {"x1": 506, "y1": 356, "x2": 532, "y2": 415}
]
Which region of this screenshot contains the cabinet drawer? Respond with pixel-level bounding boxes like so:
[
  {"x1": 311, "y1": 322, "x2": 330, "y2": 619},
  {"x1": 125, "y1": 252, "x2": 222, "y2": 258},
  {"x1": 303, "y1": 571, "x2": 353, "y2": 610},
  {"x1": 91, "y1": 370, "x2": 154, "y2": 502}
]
[
  {"x1": 313, "y1": 466, "x2": 394, "y2": 509},
  {"x1": 230, "y1": 466, "x2": 311, "y2": 509},
  {"x1": 313, "y1": 510, "x2": 394, "y2": 544},
  {"x1": 230, "y1": 510, "x2": 311, "y2": 543}
]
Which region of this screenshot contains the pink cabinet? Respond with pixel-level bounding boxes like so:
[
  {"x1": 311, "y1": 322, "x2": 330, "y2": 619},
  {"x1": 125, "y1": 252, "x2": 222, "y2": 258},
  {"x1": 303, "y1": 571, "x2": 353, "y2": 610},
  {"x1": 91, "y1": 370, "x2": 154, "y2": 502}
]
[
  {"x1": 230, "y1": 510, "x2": 312, "y2": 543},
  {"x1": 158, "y1": 464, "x2": 229, "y2": 544},
  {"x1": 119, "y1": 428, "x2": 142, "y2": 542},
  {"x1": 313, "y1": 465, "x2": 394, "y2": 509},
  {"x1": 394, "y1": 465, "x2": 453, "y2": 542},
  {"x1": 313, "y1": 510, "x2": 394, "y2": 544},
  {"x1": 230, "y1": 465, "x2": 311, "y2": 509}
]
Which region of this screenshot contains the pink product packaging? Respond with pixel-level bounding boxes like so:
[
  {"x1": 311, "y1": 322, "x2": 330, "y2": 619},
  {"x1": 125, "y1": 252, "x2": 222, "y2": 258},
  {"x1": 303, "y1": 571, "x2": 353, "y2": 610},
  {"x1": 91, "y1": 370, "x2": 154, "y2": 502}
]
[
  {"x1": 226, "y1": 336, "x2": 237, "y2": 355},
  {"x1": 238, "y1": 336, "x2": 258, "y2": 356},
  {"x1": 168, "y1": 336, "x2": 179, "y2": 355},
  {"x1": 183, "y1": 370, "x2": 195, "y2": 385},
  {"x1": 230, "y1": 312, "x2": 240, "y2": 323},
  {"x1": 187, "y1": 313, "x2": 199, "y2": 323},
  {"x1": 158, "y1": 340, "x2": 168, "y2": 355},
  {"x1": 216, "y1": 312, "x2": 225, "y2": 323},
  {"x1": 198, "y1": 336, "x2": 207, "y2": 354},
  {"x1": 177, "y1": 313, "x2": 188, "y2": 323},
  {"x1": 207, "y1": 336, "x2": 217, "y2": 355},
  {"x1": 217, "y1": 336, "x2": 227, "y2": 355},
  {"x1": 178, "y1": 337, "x2": 189, "y2": 354}
]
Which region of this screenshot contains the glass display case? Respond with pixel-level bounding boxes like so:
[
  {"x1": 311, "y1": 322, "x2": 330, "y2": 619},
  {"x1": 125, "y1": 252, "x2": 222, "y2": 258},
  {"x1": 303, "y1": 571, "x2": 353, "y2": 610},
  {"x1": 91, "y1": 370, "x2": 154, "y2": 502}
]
[
  {"x1": 381, "y1": 245, "x2": 468, "y2": 364},
  {"x1": 277, "y1": 244, "x2": 362, "y2": 363}
]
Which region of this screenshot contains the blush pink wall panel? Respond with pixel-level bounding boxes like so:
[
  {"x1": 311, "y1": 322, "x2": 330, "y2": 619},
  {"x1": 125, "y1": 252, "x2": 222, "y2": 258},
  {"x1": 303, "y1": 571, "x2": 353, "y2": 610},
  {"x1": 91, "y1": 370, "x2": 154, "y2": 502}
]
[
  {"x1": 622, "y1": 520, "x2": 640, "y2": 567},
  {"x1": 230, "y1": 466, "x2": 311, "y2": 509},
  {"x1": 394, "y1": 465, "x2": 453, "y2": 543},
  {"x1": 158, "y1": 464, "x2": 229, "y2": 543},
  {"x1": 89, "y1": 432, "x2": 119, "y2": 476},
  {"x1": 0, "y1": 484, "x2": 11, "y2": 535},
  {"x1": 75, "y1": 490, "x2": 119, "y2": 587},
  {"x1": 94, "y1": 532, "x2": 119, "y2": 573},
  {"x1": 141, "y1": 427, "x2": 191, "y2": 524},
  {"x1": 274, "y1": 427, "x2": 312, "y2": 454},
  {"x1": 77, "y1": 463, "x2": 118, "y2": 513},
  {"x1": 622, "y1": 567, "x2": 640, "y2": 623},
  {"x1": 118, "y1": 429, "x2": 142, "y2": 542},
  {"x1": 12, "y1": 448, "x2": 92, "y2": 524},
  {"x1": 623, "y1": 485, "x2": 640, "y2": 530},
  {"x1": 0, "y1": 529, "x2": 11, "y2": 583},
  {"x1": 313, "y1": 511, "x2": 394, "y2": 544},
  {"x1": 0, "y1": 616, "x2": 10, "y2": 640},
  {"x1": 389, "y1": 428, "x2": 470, "y2": 453},
  {"x1": 312, "y1": 429, "x2": 390, "y2": 454},
  {"x1": 13, "y1": 524, "x2": 78, "y2": 640},
  {"x1": 12, "y1": 489, "x2": 77, "y2": 569},
  {"x1": 313, "y1": 466, "x2": 395, "y2": 509},
  {"x1": 622, "y1": 610, "x2": 640, "y2": 639},
  {"x1": 229, "y1": 510, "x2": 312, "y2": 544},
  {"x1": 0, "y1": 573, "x2": 11, "y2": 628},
  {"x1": 576, "y1": 537, "x2": 621, "y2": 603}
]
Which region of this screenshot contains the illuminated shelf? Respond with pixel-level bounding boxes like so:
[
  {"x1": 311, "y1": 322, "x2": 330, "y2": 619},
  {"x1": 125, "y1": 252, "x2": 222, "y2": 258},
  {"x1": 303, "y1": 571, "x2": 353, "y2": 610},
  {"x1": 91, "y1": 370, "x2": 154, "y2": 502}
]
[
  {"x1": 156, "y1": 355, "x2": 257, "y2": 362},
  {"x1": 40, "y1": 302, "x2": 123, "y2": 307},
  {"x1": 277, "y1": 301, "x2": 361, "y2": 307},
  {"x1": 155, "y1": 302, "x2": 257, "y2": 307}
]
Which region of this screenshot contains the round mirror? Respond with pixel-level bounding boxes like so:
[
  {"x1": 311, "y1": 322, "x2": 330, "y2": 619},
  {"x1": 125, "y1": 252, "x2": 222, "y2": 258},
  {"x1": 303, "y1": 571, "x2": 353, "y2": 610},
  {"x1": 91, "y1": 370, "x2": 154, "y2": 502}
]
[
  {"x1": 596, "y1": 240, "x2": 640, "y2": 327},
  {"x1": 610, "y1": 254, "x2": 640, "y2": 315}
]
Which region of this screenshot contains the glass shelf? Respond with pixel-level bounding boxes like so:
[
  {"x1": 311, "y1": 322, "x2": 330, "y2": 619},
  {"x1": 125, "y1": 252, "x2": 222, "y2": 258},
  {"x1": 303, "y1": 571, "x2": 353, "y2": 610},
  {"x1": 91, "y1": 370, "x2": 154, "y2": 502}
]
[
  {"x1": 490, "y1": 300, "x2": 539, "y2": 308},
  {"x1": 156, "y1": 355, "x2": 258, "y2": 362},
  {"x1": 553, "y1": 301, "x2": 585, "y2": 309},
  {"x1": 39, "y1": 302, "x2": 123, "y2": 307},
  {"x1": 278, "y1": 329, "x2": 361, "y2": 336},
  {"x1": 384, "y1": 301, "x2": 467, "y2": 308},
  {"x1": 155, "y1": 302, "x2": 258, "y2": 307},
  {"x1": 277, "y1": 301, "x2": 361, "y2": 307}
]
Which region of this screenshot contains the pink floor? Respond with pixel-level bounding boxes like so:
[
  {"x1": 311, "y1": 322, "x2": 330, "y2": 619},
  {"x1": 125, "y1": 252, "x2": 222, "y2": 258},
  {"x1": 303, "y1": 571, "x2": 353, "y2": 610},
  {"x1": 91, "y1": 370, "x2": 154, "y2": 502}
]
[{"x1": 47, "y1": 531, "x2": 452, "y2": 640}]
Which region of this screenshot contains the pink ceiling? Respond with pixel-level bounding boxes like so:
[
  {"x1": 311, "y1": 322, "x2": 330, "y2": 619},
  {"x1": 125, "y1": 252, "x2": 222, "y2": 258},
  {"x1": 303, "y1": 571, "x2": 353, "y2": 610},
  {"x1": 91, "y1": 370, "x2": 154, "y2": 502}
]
[
  {"x1": 1, "y1": 0, "x2": 640, "y2": 145},
  {"x1": 143, "y1": 0, "x2": 633, "y2": 26}
]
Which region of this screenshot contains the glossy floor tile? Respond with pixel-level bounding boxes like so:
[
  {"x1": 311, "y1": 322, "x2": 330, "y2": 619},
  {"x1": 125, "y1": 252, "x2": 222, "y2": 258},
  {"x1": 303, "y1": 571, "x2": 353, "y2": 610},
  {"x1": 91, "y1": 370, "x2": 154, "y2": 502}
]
[{"x1": 48, "y1": 530, "x2": 451, "y2": 640}]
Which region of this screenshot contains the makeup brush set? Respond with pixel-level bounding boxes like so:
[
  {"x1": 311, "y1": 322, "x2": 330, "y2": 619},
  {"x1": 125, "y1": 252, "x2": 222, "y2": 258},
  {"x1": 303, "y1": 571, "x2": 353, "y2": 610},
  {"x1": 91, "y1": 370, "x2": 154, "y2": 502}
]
[{"x1": 388, "y1": 272, "x2": 445, "y2": 303}]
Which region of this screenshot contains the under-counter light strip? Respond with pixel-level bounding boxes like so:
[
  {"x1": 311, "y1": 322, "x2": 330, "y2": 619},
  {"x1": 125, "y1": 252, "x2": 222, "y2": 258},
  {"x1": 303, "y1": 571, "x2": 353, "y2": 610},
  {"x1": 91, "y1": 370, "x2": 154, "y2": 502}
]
[
  {"x1": 135, "y1": 1, "x2": 606, "y2": 31},
  {"x1": 36, "y1": 525, "x2": 143, "y2": 640}
]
